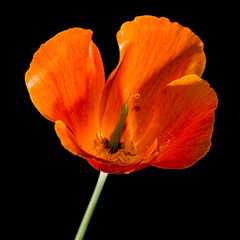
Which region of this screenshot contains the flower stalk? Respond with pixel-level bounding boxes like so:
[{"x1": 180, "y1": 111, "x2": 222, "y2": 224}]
[{"x1": 74, "y1": 171, "x2": 108, "y2": 240}]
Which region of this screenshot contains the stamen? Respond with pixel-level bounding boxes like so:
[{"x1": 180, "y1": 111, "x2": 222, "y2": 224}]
[
  {"x1": 108, "y1": 89, "x2": 140, "y2": 153},
  {"x1": 123, "y1": 89, "x2": 140, "y2": 102}
]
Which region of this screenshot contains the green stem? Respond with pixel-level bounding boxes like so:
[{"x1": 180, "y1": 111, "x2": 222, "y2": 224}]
[{"x1": 74, "y1": 171, "x2": 108, "y2": 240}]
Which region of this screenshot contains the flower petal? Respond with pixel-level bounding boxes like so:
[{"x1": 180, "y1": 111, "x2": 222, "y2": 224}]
[
  {"x1": 137, "y1": 74, "x2": 218, "y2": 169},
  {"x1": 86, "y1": 158, "x2": 139, "y2": 174},
  {"x1": 55, "y1": 120, "x2": 94, "y2": 159},
  {"x1": 99, "y1": 16, "x2": 206, "y2": 140},
  {"x1": 25, "y1": 28, "x2": 105, "y2": 153}
]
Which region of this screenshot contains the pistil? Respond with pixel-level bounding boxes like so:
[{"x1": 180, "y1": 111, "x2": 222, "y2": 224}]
[{"x1": 108, "y1": 90, "x2": 140, "y2": 153}]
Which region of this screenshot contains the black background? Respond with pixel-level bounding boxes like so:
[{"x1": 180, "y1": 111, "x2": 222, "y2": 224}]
[{"x1": 20, "y1": 2, "x2": 233, "y2": 240}]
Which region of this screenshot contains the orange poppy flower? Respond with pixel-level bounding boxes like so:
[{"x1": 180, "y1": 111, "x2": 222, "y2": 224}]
[{"x1": 25, "y1": 16, "x2": 218, "y2": 174}]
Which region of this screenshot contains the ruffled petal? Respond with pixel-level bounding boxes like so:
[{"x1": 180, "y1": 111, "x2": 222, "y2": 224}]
[
  {"x1": 25, "y1": 28, "x2": 105, "y2": 153},
  {"x1": 99, "y1": 16, "x2": 206, "y2": 140},
  {"x1": 137, "y1": 74, "x2": 218, "y2": 169}
]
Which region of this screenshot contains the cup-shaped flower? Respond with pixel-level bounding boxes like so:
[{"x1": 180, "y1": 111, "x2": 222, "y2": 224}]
[{"x1": 25, "y1": 16, "x2": 218, "y2": 174}]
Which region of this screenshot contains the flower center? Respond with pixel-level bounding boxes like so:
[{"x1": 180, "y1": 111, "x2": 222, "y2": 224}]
[{"x1": 107, "y1": 89, "x2": 140, "y2": 153}]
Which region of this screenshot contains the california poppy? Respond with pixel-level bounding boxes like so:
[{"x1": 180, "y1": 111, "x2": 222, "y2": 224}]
[{"x1": 25, "y1": 16, "x2": 218, "y2": 175}]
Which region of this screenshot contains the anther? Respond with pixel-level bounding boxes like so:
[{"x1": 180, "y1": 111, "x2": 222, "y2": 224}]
[
  {"x1": 134, "y1": 93, "x2": 140, "y2": 99},
  {"x1": 123, "y1": 89, "x2": 140, "y2": 103}
]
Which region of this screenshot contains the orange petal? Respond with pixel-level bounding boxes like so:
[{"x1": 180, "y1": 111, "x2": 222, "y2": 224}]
[
  {"x1": 55, "y1": 120, "x2": 94, "y2": 159},
  {"x1": 137, "y1": 74, "x2": 218, "y2": 169},
  {"x1": 25, "y1": 28, "x2": 105, "y2": 153},
  {"x1": 86, "y1": 158, "x2": 140, "y2": 174},
  {"x1": 100, "y1": 16, "x2": 206, "y2": 140}
]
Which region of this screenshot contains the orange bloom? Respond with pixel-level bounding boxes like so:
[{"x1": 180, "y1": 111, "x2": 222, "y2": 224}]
[{"x1": 25, "y1": 16, "x2": 218, "y2": 174}]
